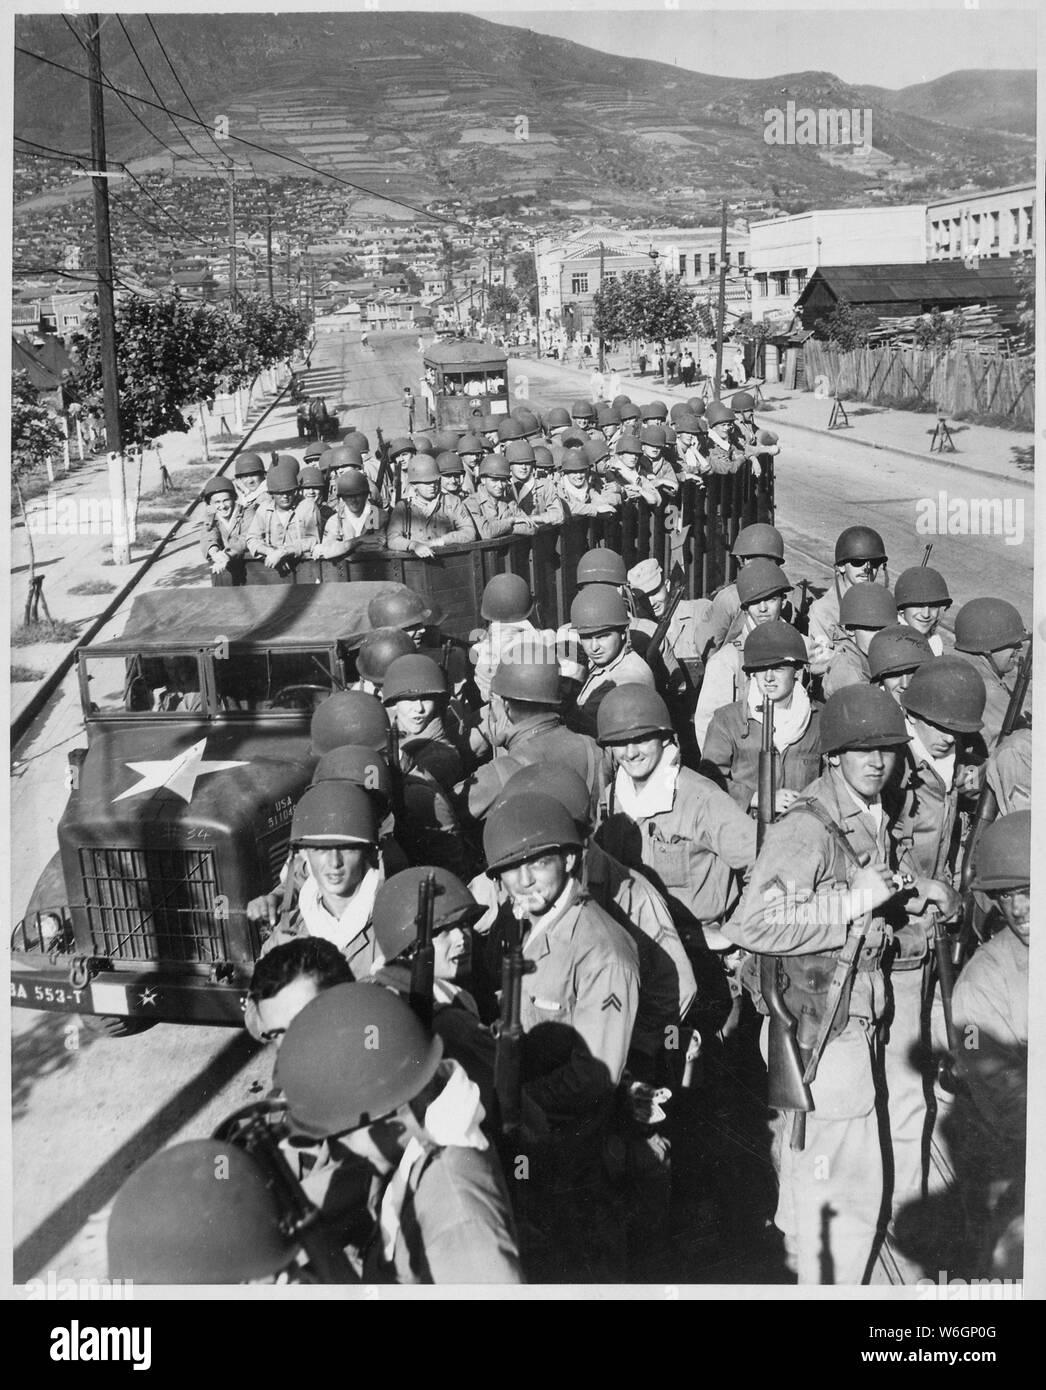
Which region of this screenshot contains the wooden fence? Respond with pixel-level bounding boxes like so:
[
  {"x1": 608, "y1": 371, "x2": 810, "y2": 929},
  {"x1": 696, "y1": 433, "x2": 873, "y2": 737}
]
[{"x1": 802, "y1": 340, "x2": 1034, "y2": 429}]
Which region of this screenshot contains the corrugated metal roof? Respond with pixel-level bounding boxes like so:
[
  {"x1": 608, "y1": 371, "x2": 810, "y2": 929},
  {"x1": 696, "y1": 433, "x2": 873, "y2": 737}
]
[{"x1": 797, "y1": 261, "x2": 1025, "y2": 306}]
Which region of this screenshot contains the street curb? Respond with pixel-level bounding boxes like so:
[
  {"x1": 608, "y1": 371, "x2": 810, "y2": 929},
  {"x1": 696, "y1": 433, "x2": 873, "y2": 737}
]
[{"x1": 11, "y1": 380, "x2": 294, "y2": 751}]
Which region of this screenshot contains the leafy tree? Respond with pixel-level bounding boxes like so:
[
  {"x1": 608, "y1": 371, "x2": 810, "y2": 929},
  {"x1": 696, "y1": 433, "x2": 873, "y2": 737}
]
[
  {"x1": 487, "y1": 284, "x2": 519, "y2": 322},
  {"x1": 592, "y1": 275, "x2": 628, "y2": 344},
  {"x1": 1012, "y1": 252, "x2": 1034, "y2": 350},
  {"x1": 401, "y1": 267, "x2": 424, "y2": 297},
  {"x1": 10, "y1": 370, "x2": 63, "y2": 483},
  {"x1": 814, "y1": 298, "x2": 878, "y2": 351},
  {"x1": 510, "y1": 251, "x2": 538, "y2": 316},
  {"x1": 912, "y1": 307, "x2": 962, "y2": 350}
]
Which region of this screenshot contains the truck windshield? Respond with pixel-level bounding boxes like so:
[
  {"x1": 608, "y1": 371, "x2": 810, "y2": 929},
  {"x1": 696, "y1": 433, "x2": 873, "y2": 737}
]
[
  {"x1": 82, "y1": 653, "x2": 207, "y2": 716},
  {"x1": 212, "y1": 649, "x2": 336, "y2": 712}
]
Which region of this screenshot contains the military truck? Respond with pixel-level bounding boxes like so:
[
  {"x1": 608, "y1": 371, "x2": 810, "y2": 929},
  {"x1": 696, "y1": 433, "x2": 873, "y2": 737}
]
[{"x1": 11, "y1": 582, "x2": 410, "y2": 1033}]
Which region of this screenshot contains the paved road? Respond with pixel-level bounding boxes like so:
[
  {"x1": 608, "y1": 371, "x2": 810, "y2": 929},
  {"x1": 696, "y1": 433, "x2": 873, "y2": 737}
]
[{"x1": 8, "y1": 324, "x2": 1032, "y2": 1285}]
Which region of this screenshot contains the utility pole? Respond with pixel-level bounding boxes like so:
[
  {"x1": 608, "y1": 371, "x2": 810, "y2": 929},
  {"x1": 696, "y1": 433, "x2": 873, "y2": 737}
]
[
  {"x1": 264, "y1": 185, "x2": 274, "y2": 300},
  {"x1": 227, "y1": 160, "x2": 237, "y2": 302},
  {"x1": 598, "y1": 240, "x2": 606, "y2": 372},
  {"x1": 713, "y1": 199, "x2": 729, "y2": 399},
  {"x1": 82, "y1": 12, "x2": 128, "y2": 565}
]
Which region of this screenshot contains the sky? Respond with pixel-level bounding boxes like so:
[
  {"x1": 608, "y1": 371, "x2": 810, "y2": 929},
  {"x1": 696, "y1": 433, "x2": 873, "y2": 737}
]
[{"x1": 476, "y1": 4, "x2": 1038, "y2": 89}]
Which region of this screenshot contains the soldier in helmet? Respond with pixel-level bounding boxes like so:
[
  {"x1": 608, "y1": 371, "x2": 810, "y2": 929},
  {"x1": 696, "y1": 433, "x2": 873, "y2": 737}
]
[
  {"x1": 628, "y1": 557, "x2": 710, "y2": 673},
  {"x1": 351, "y1": 627, "x2": 416, "y2": 696},
  {"x1": 385, "y1": 455, "x2": 477, "y2": 556},
  {"x1": 869, "y1": 657, "x2": 984, "y2": 1280},
  {"x1": 382, "y1": 653, "x2": 467, "y2": 791},
  {"x1": 318, "y1": 468, "x2": 387, "y2": 562},
  {"x1": 435, "y1": 449, "x2": 468, "y2": 498},
  {"x1": 952, "y1": 598, "x2": 1030, "y2": 749},
  {"x1": 894, "y1": 566, "x2": 953, "y2": 656},
  {"x1": 568, "y1": 585, "x2": 656, "y2": 737},
  {"x1": 504, "y1": 439, "x2": 566, "y2": 526},
  {"x1": 469, "y1": 573, "x2": 546, "y2": 705},
  {"x1": 247, "y1": 458, "x2": 317, "y2": 575},
  {"x1": 276, "y1": 983, "x2": 524, "y2": 1283},
  {"x1": 557, "y1": 446, "x2": 621, "y2": 516},
  {"x1": 726, "y1": 685, "x2": 958, "y2": 1285},
  {"x1": 200, "y1": 476, "x2": 248, "y2": 584},
  {"x1": 464, "y1": 454, "x2": 534, "y2": 538},
  {"x1": 605, "y1": 435, "x2": 661, "y2": 505},
  {"x1": 932, "y1": 811, "x2": 1029, "y2": 1253},
  {"x1": 694, "y1": 560, "x2": 797, "y2": 748},
  {"x1": 702, "y1": 400, "x2": 742, "y2": 473},
  {"x1": 231, "y1": 451, "x2": 269, "y2": 529},
  {"x1": 823, "y1": 583, "x2": 899, "y2": 698},
  {"x1": 107, "y1": 1140, "x2": 301, "y2": 1285},
  {"x1": 577, "y1": 545, "x2": 628, "y2": 595},
  {"x1": 701, "y1": 523, "x2": 791, "y2": 657},
  {"x1": 321, "y1": 445, "x2": 370, "y2": 505},
  {"x1": 729, "y1": 391, "x2": 759, "y2": 450},
  {"x1": 807, "y1": 526, "x2": 889, "y2": 668},
  {"x1": 867, "y1": 625, "x2": 933, "y2": 706},
  {"x1": 454, "y1": 432, "x2": 486, "y2": 491},
  {"x1": 700, "y1": 621, "x2": 820, "y2": 813}
]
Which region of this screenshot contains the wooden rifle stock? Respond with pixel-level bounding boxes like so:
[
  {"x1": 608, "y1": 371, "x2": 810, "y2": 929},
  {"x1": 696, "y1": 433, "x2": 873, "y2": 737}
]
[
  {"x1": 756, "y1": 695, "x2": 775, "y2": 853},
  {"x1": 408, "y1": 871, "x2": 437, "y2": 1029},
  {"x1": 494, "y1": 913, "x2": 535, "y2": 1136}
]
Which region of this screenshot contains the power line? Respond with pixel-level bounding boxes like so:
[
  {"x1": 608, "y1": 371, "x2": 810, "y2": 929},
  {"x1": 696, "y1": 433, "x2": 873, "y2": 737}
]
[
  {"x1": 119, "y1": 164, "x2": 221, "y2": 251},
  {"x1": 16, "y1": 42, "x2": 468, "y2": 228},
  {"x1": 144, "y1": 14, "x2": 231, "y2": 165},
  {"x1": 115, "y1": 13, "x2": 225, "y2": 176},
  {"x1": 14, "y1": 136, "x2": 93, "y2": 164}
]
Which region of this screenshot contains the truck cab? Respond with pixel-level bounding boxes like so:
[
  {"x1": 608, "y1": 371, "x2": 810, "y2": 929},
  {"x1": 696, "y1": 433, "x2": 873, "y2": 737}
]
[{"x1": 12, "y1": 583, "x2": 410, "y2": 1029}]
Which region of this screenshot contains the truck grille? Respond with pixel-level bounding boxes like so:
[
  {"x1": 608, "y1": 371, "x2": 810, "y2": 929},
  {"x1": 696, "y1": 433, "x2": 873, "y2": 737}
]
[{"x1": 79, "y1": 846, "x2": 227, "y2": 964}]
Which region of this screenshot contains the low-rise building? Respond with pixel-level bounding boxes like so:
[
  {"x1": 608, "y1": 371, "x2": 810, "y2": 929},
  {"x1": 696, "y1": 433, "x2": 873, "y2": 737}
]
[{"x1": 927, "y1": 183, "x2": 1035, "y2": 262}]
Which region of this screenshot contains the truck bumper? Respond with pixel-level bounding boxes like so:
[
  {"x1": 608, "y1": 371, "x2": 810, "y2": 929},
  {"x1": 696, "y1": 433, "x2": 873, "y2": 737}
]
[{"x1": 10, "y1": 956, "x2": 248, "y2": 1026}]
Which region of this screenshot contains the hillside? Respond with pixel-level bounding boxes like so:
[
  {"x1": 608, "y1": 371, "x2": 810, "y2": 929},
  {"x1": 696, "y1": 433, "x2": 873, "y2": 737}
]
[{"x1": 14, "y1": 14, "x2": 1035, "y2": 218}]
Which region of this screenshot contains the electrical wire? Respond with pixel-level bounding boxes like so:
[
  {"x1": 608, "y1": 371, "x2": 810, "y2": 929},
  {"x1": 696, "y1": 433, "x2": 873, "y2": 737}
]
[
  {"x1": 16, "y1": 42, "x2": 468, "y2": 228},
  {"x1": 144, "y1": 14, "x2": 232, "y2": 165},
  {"x1": 14, "y1": 136, "x2": 93, "y2": 164}
]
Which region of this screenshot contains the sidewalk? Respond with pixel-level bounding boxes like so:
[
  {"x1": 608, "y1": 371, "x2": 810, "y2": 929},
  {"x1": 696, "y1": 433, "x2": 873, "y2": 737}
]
[
  {"x1": 520, "y1": 351, "x2": 1034, "y2": 488},
  {"x1": 10, "y1": 377, "x2": 297, "y2": 738}
]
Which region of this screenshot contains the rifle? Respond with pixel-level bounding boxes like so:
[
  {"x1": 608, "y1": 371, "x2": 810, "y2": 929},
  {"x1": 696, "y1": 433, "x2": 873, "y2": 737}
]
[
  {"x1": 374, "y1": 427, "x2": 394, "y2": 507},
  {"x1": 921, "y1": 544, "x2": 933, "y2": 566},
  {"x1": 952, "y1": 644, "x2": 1032, "y2": 968},
  {"x1": 641, "y1": 563, "x2": 687, "y2": 673},
  {"x1": 930, "y1": 907, "x2": 964, "y2": 1095},
  {"x1": 756, "y1": 697, "x2": 814, "y2": 1120},
  {"x1": 212, "y1": 1102, "x2": 358, "y2": 1284},
  {"x1": 408, "y1": 870, "x2": 437, "y2": 1029},
  {"x1": 493, "y1": 907, "x2": 536, "y2": 1136}
]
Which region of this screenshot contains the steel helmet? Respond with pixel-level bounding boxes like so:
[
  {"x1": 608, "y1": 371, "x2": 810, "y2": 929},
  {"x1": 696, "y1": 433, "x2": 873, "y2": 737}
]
[
  {"x1": 372, "y1": 866, "x2": 483, "y2": 963},
  {"x1": 276, "y1": 983, "x2": 444, "y2": 1138},
  {"x1": 483, "y1": 792, "x2": 583, "y2": 875},
  {"x1": 618, "y1": 402, "x2": 641, "y2": 422},
  {"x1": 368, "y1": 588, "x2": 444, "y2": 632},
  {"x1": 515, "y1": 409, "x2": 542, "y2": 437},
  {"x1": 234, "y1": 451, "x2": 265, "y2": 477},
  {"x1": 202, "y1": 476, "x2": 236, "y2": 499},
  {"x1": 291, "y1": 780, "x2": 378, "y2": 846},
  {"x1": 640, "y1": 424, "x2": 667, "y2": 449},
  {"x1": 456, "y1": 433, "x2": 485, "y2": 457},
  {"x1": 559, "y1": 447, "x2": 590, "y2": 475},
  {"x1": 320, "y1": 444, "x2": 361, "y2": 473},
  {"x1": 381, "y1": 653, "x2": 447, "y2": 704},
  {"x1": 491, "y1": 652, "x2": 561, "y2": 705},
  {"x1": 479, "y1": 454, "x2": 511, "y2": 479},
  {"x1": 107, "y1": 1140, "x2": 294, "y2": 1284},
  {"x1": 675, "y1": 411, "x2": 704, "y2": 434},
  {"x1": 742, "y1": 620, "x2": 808, "y2": 670},
  {"x1": 612, "y1": 394, "x2": 633, "y2": 410},
  {"x1": 431, "y1": 429, "x2": 462, "y2": 453},
  {"x1": 571, "y1": 584, "x2": 629, "y2": 633},
  {"x1": 953, "y1": 598, "x2": 1028, "y2": 655},
  {"x1": 560, "y1": 428, "x2": 590, "y2": 450},
  {"x1": 311, "y1": 690, "x2": 390, "y2": 755},
  {"x1": 495, "y1": 763, "x2": 592, "y2": 827},
  {"x1": 577, "y1": 547, "x2": 627, "y2": 587},
  {"x1": 867, "y1": 625, "x2": 933, "y2": 681},
  {"x1": 901, "y1": 656, "x2": 986, "y2": 733},
  {"x1": 819, "y1": 684, "x2": 909, "y2": 754},
  {"x1": 533, "y1": 445, "x2": 554, "y2": 471},
  {"x1": 641, "y1": 401, "x2": 669, "y2": 421},
  {"x1": 343, "y1": 431, "x2": 370, "y2": 454},
  {"x1": 389, "y1": 436, "x2": 416, "y2": 459},
  {"x1": 436, "y1": 449, "x2": 464, "y2": 476},
  {"x1": 480, "y1": 572, "x2": 532, "y2": 624},
  {"x1": 407, "y1": 455, "x2": 441, "y2": 484},
  {"x1": 731, "y1": 391, "x2": 756, "y2": 413},
  {"x1": 737, "y1": 559, "x2": 792, "y2": 606},
  {"x1": 356, "y1": 627, "x2": 416, "y2": 685},
  {"x1": 303, "y1": 439, "x2": 326, "y2": 462},
  {"x1": 705, "y1": 400, "x2": 735, "y2": 426},
  {"x1": 585, "y1": 437, "x2": 610, "y2": 467},
  {"x1": 596, "y1": 404, "x2": 621, "y2": 427},
  {"x1": 685, "y1": 396, "x2": 705, "y2": 413},
  {"x1": 336, "y1": 469, "x2": 370, "y2": 499},
  {"x1": 266, "y1": 459, "x2": 300, "y2": 494},
  {"x1": 732, "y1": 523, "x2": 785, "y2": 562},
  {"x1": 970, "y1": 810, "x2": 1031, "y2": 891},
  {"x1": 663, "y1": 425, "x2": 678, "y2": 446},
  {"x1": 545, "y1": 406, "x2": 571, "y2": 430},
  {"x1": 893, "y1": 566, "x2": 952, "y2": 610},
  {"x1": 299, "y1": 464, "x2": 324, "y2": 490},
  {"x1": 479, "y1": 414, "x2": 501, "y2": 434},
  {"x1": 597, "y1": 683, "x2": 674, "y2": 744},
  {"x1": 571, "y1": 399, "x2": 596, "y2": 421},
  {"x1": 839, "y1": 583, "x2": 898, "y2": 630},
  {"x1": 615, "y1": 435, "x2": 644, "y2": 459},
  {"x1": 505, "y1": 439, "x2": 535, "y2": 465},
  {"x1": 669, "y1": 402, "x2": 689, "y2": 424},
  {"x1": 413, "y1": 437, "x2": 437, "y2": 458},
  {"x1": 311, "y1": 744, "x2": 393, "y2": 807},
  {"x1": 497, "y1": 417, "x2": 525, "y2": 443},
  {"x1": 835, "y1": 525, "x2": 887, "y2": 565}
]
